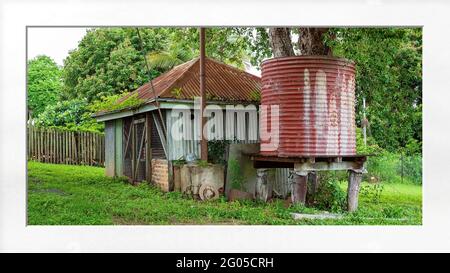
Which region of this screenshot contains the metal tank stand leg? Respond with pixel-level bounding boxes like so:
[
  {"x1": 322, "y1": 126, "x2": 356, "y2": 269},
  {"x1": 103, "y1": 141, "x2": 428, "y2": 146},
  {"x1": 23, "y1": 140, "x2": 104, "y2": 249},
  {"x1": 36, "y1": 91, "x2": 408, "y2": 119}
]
[
  {"x1": 291, "y1": 171, "x2": 308, "y2": 205},
  {"x1": 347, "y1": 169, "x2": 364, "y2": 212},
  {"x1": 255, "y1": 168, "x2": 272, "y2": 202}
]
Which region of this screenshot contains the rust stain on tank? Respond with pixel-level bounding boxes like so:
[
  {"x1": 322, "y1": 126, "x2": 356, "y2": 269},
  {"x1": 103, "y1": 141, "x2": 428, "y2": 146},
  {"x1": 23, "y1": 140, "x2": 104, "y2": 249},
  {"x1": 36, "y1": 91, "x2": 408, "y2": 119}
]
[{"x1": 260, "y1": 56, "x2": 357, "y2": 157}]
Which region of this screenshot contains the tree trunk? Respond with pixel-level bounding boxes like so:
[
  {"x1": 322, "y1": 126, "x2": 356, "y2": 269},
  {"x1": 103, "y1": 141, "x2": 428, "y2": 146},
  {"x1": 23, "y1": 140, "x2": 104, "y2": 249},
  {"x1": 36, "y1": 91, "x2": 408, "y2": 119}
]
[
  {"x1": 268, "y1": 28, "x2": 295, "y2": 57},
  {"x1": 298, "y1": 28, "x2": 332, "y2": 56}
]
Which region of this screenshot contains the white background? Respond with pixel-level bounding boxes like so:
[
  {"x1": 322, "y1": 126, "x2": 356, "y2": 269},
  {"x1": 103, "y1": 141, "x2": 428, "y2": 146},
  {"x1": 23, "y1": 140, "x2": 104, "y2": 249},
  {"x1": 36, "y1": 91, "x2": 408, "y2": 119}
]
[{"x1": 1, "y1": 0, "x2": 449, "y2": 252}]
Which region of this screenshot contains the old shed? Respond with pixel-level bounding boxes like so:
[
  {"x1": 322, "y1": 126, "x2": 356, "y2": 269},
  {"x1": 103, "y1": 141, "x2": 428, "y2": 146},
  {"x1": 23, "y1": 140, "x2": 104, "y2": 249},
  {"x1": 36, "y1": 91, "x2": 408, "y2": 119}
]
[{"x1": 94, "y1": 57, "x2": 272, "y2": 192}]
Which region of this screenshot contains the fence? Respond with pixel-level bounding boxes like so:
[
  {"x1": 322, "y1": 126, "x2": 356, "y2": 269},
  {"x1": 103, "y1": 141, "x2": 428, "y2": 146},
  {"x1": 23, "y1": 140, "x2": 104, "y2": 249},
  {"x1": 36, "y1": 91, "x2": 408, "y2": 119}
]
[
  {"x1": 365, "y1": 153, "x2": 422, "y2": 185},
  {"x1": 27, "y1": 125, "x2": 105, "y2": 166}
]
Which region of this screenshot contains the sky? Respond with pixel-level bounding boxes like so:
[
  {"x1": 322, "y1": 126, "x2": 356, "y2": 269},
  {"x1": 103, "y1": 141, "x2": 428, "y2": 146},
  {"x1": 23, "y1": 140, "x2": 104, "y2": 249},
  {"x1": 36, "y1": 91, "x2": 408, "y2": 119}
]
[
  {"x1": 27, "y1": 27, "x2": 89, "y2": 66},
  {"x1": 26, "y1": 27, "x2": 261, "y2": 75}
]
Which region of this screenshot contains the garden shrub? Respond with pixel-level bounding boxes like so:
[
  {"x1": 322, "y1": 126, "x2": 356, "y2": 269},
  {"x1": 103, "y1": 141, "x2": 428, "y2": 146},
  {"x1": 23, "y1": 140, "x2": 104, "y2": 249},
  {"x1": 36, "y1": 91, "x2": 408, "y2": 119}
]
[
  {"x1": 314, "y1": 178, "x2": 347, "y2": 213},
  {"x1": 207, "y1": 139, "x2": 230, "y2": 165},
  {"x1": 360, "y1": 183, "x2": 384, "y2": 204}
]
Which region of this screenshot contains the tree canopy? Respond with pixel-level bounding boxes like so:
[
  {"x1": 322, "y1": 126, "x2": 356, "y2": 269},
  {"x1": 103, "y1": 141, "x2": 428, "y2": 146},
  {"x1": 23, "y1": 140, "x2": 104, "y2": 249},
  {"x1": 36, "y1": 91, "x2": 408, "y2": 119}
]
[
  {"x1": 62, "y1": 28, "x2": 168, "y2": 102},
  {"x1": 27, "y1": 55, "x2": 62, "y2": 118},
  {"x1": 329, "y1": 28, "x2": 422, "y2": 151}
]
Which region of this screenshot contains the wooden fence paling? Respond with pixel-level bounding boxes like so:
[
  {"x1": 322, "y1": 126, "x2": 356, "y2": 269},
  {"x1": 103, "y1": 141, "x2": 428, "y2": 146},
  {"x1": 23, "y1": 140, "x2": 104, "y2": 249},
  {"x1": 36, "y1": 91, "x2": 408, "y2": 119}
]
[
  {"x1": 51, "y1": 129, "x2": 54, "y2": 163},
  {"x1": 27, "y1": 125, "x2": 105, "y2": 167}
]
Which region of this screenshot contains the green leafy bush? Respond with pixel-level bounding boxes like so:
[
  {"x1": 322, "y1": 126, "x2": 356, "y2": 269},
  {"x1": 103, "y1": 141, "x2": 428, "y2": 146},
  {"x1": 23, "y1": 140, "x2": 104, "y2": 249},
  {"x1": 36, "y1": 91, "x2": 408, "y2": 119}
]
[
  {"x1": 314, "y1": 179, "x2": 347, "y2": 213},
  {"x1": 382, "y1": 205, "x2": 405, "y2": 219},
  {"x1": 356, "y1": 128, "x2": 383, "y2": 155},
  {"x1": 360, "y1": 183, "x2": 384, "y2": 204},
  {"x1": 27, "y1": 55, "x2": 62, "y2": 118},
  {"x1": 207, "y1": 139, "x2": 230, "y2": 165},
  {"x1": 34, "y1": 99, "x2": 103, "y2": 133},
  {"x1": 89, "y1": 92, "x2": 145, "y2": 113}
]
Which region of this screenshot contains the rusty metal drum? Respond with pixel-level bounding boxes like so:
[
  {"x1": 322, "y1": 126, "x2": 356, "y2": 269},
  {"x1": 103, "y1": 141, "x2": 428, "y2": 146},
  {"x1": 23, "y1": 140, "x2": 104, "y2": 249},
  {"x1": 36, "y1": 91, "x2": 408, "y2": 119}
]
[{"x1": 260, "y1": 56, "x2": 357, "y2": 157}]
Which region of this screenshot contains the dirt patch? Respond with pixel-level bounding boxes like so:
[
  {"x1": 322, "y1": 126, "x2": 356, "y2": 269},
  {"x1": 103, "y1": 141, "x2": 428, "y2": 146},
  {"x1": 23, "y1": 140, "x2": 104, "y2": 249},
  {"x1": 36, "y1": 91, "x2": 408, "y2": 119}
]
[
  {"x1": 28, "y1": 177, "x2": 42, "y2": 184},
  {"x1": 30, "y1": 188, "x2": 68, "y2": 196}
]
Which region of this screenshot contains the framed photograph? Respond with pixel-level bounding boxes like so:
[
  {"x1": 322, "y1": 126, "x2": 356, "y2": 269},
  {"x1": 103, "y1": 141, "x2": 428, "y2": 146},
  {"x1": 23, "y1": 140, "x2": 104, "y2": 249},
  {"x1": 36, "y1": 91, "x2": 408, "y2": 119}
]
[{"x1": 0, "y1": 0, "x2": 448, "y2": 254}]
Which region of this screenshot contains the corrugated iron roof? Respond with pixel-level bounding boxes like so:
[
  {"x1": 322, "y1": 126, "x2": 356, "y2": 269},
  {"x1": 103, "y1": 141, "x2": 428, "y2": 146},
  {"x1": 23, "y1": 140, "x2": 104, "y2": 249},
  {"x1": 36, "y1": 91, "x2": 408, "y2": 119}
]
[{"x1": 125, "y1": 57, "x2": 261, "y2": 104}]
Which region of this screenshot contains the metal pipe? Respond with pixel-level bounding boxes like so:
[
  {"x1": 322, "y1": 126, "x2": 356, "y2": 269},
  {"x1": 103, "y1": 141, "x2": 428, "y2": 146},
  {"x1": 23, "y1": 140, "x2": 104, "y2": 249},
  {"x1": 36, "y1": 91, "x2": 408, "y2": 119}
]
[
  {"x1": 200, "y1": 27, "x2": 208, "y2": 161},
  {"x1": 135, "y1": 28, "x2": 167, "y2": 137},
  {"x1": 363, "y1": 97, "x2": 367, "y2": 146}
]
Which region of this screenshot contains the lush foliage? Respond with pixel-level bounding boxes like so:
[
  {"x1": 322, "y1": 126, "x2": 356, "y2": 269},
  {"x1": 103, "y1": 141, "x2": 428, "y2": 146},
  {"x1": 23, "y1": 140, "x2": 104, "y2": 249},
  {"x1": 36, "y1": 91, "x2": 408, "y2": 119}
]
[
  {"x1": 88, "y1": 92, "x2": 145, "y2": 113},
  {"x1": 366, "y1": 152, "x2": 422, "y2": 185},
  {"x1": 356, "y1": 127, "x2": 383, "y2": 155},
  {"x1": 328, "y1": 28, "x2": 422, "y2": 152},
  {"x1": 207, "y1": 139, "x2": 230, "y2": 165},
  {"x1": 313, "y1": 178, "x2": 347, "y2": 213},
  {"x1": 28, "y1": 162, "x2": 422, "y2": 225},
  {"x1": 360, "y1": 183, "x2": 385, "y2": 204},
  {"x1": 165, "y1": 28, "x2": 252, "y2": 69},
  {"x1": 147, "y1": 43, "x2": 194, "y2": 71},
  {"x1": 62, "y1": 28, "x2": 168, "y2": 102},
  {"x1": 34, "y1": 99, "x2": 103, "y2": 132},
  {"x1": 27, "y1": 56, "x2": 62, "y2": 118}
]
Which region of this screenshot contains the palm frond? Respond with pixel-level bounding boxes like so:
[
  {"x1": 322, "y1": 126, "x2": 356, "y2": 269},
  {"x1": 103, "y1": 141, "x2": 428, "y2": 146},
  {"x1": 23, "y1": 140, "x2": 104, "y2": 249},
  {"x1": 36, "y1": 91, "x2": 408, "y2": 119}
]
[{"x1": 147, "y1": 52, "x2": 180, "y2": 71}]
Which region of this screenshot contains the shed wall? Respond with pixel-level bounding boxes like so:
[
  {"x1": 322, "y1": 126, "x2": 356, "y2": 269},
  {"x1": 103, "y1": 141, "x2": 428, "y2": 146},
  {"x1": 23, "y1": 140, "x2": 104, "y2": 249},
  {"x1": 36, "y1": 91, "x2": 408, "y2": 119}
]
[
  {"x1": 114, "y1": 119, "x2": 123, "y2": 176},
  {"x1": 104, "y1": 120, "x2": 115, "y2": 177},
  {"x1": 166, "y1": 106, "x2": 259, "y2": 161}
]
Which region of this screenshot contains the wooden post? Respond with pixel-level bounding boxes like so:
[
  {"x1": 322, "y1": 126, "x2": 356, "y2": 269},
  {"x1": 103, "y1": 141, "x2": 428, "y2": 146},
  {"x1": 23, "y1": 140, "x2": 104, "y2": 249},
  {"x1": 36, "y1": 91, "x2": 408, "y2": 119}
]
[
  {"x1": 255, "y1": 168, "x2": 272, "y2": 202},
  {"x1": 56, "y1": 130, "x2": 60, "y2": 163},
  {"x1": 291, "y1": 171, "x2": 308, "y2": 205},
  {"x1": 27, "y1": 126, "x2": 30, "y2": 160},
  {"x1": 49, "y1": 129, "x2": 53, "y2": 163},
  {"x1": 146, "y1": 112, "x2": 152, "y2": 183},
  {"x1": 131, "y1": 120, "x2": 136, "y2": 183},
  {"x1": 347, "y1": 170, "x2": 363, "y2": 212},
  {"x1": 199, "y1": 27, "x2": 208, "y2": 162},
  {"x1": 37, "y1": 129, "x2": 41, "y2": 162},
  {"x1": 306, "y1": 171, "x2": 319, "y2": 204}
]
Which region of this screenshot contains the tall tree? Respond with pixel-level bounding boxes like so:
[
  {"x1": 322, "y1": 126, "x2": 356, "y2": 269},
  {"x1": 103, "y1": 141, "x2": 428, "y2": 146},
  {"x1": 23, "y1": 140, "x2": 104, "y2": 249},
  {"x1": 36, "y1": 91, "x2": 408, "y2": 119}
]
[
  {"x1": 297, "y1": 28, "x2": 332, "y2": 56},
  {"x1": 27, "y1": 55, "x2": 62, "y2": 118},
  {"x1": 62, "y1": 28, "x2": 169, "y2": 102},
  {"x1": 267, "y1": 27, "x2": 331, "y2": 57},
  {"x1": 268, "y1": 28, "x2": 295, "y2": 57}
]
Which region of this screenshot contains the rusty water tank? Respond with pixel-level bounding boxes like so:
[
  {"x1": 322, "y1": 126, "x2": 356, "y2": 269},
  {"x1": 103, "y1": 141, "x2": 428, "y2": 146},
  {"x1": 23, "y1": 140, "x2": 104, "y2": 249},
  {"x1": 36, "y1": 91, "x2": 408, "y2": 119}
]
[{"x1": 260, "y1": 56, "x2": 356, "y2": 157}]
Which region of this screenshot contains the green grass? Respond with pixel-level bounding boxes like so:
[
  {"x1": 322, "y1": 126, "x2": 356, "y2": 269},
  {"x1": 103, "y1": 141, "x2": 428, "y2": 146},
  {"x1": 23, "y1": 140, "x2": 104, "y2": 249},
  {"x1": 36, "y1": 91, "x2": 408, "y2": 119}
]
[{"x1": 27, "y1": 161, "x2": 422, "y2": 225}]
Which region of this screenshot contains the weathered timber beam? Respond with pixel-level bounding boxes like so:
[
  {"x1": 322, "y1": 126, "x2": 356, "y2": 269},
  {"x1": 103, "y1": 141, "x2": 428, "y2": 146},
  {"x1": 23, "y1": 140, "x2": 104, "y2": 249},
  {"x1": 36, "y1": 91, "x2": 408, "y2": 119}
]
[{"x1": 294, "y1": 161, "x2": 364, "y2": 172}]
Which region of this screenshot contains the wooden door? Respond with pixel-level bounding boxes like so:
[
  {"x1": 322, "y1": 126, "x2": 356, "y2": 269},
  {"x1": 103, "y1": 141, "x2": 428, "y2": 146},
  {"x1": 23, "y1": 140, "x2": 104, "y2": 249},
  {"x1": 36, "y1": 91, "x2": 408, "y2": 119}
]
[
  {"x1": 133, "y1": 116, "x2": 147, "y2": 182},
  {"x1": 122, "y1": 115, "x2": 148, "y2": 183},
  {"x1": 123, "y1": 117, "x2": 133, "y2": 180}
]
